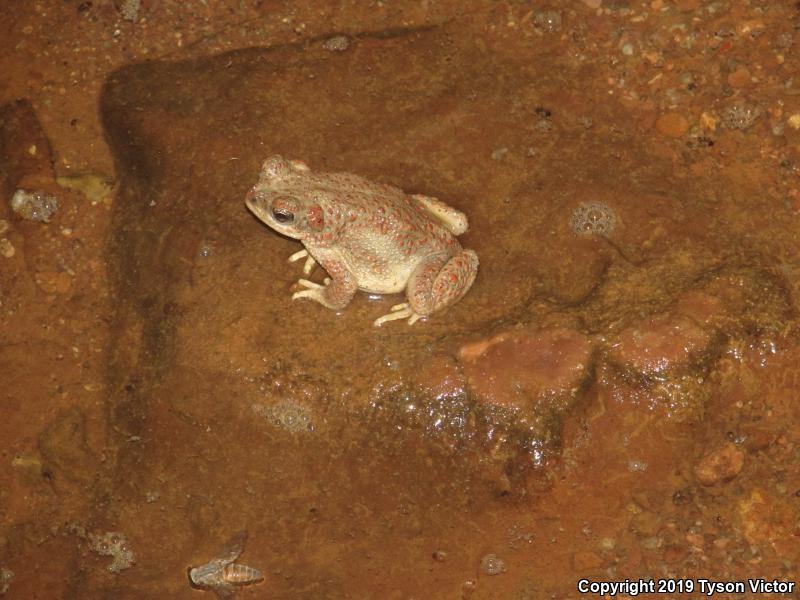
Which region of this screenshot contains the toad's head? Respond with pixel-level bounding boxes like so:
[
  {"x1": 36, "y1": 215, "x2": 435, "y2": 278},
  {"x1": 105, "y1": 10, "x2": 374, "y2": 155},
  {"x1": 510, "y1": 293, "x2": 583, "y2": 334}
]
[{"x1": 245, "y1": 156, "x2": 325, "y2": 240}]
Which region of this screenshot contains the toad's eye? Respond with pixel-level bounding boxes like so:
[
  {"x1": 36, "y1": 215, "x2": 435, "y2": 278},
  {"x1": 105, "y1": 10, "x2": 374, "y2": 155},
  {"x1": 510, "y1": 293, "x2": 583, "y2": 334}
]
[{"x1": 272, "y1": 208, "x2": 294, "y2": 223}]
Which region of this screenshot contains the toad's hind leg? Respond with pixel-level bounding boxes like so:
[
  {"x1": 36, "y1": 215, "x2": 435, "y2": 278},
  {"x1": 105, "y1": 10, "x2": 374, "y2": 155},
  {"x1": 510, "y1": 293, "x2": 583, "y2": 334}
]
[
  {"x1": 391, "y1": 249, "x2": 478, "y2": 324},
  {"x1": 410, "y1": 194, "x2": 469, "y2": 235}
]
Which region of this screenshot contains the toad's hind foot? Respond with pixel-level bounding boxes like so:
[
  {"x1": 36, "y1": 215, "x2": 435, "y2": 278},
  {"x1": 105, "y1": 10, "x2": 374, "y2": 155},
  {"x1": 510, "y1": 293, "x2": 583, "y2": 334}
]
[
  {"x1": 373, "y1": 303, "x2": 422, "y2": 327},
  {"x1": 291, "y1": 278, "x2": 328, "y2": 304}
]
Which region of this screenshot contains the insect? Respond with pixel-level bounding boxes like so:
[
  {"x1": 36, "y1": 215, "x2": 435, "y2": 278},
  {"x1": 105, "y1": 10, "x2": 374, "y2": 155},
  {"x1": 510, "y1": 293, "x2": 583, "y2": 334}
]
[{"x1": 188, "y1": 530, "x2": 264, "y2": 599}]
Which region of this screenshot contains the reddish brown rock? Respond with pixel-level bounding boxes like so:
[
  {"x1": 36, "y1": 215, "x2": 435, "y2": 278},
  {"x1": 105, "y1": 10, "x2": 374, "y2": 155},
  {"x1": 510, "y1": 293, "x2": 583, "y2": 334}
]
[
  {"x1": 458, "y1": 327, "x2": 593, "y2": 411},
  {"x1": 413, "y1": 354, "x2": 467, "y2": 400},
  {"x1": 655, "y1": 112, "x2": 689, "y2": 138},
  {"x1": 693, "y1": 442, "x2": 745, "y2": 485},
  {"x1": 608, "y1": 314, "x2": 712, "y2": 377},
  {"x1": 727, "y1": 67, "x2": 751, "y2": 89}
]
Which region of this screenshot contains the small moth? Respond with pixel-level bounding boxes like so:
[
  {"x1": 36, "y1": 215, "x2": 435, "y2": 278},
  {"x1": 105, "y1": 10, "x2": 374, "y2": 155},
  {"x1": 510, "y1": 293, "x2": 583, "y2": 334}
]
[{"x1": 189, "y1": 530, "x2": 263, "y2": 599}]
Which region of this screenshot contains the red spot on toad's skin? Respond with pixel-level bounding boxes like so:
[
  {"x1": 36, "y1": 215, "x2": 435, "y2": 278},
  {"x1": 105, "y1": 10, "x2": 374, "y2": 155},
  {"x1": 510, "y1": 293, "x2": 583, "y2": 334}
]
[{"x1": 307, "y1": 205, "x2": 324, "y2": 230}]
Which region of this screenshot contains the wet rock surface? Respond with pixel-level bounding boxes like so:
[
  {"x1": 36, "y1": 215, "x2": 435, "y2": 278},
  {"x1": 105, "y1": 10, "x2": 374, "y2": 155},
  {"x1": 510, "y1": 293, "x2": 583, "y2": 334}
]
[
  {"x1": 3, "y1": 1, "x2": 800, "y2": 598},
  {"x1": 607, "y1": 313, "x2": 714, "y2": 378},
  {"x1": 88, "y1": 15, "x2": 800, "y2": 598},
  {"x1": 459, "y1": 327, "x2": 593, "y2": 413}
]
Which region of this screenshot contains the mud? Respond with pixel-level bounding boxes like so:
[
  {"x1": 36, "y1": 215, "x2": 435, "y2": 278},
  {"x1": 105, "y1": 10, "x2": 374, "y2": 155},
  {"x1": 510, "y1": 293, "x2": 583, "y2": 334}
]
[{"x1": 2, "y1": 1, "x2": 800, "y2": 599}]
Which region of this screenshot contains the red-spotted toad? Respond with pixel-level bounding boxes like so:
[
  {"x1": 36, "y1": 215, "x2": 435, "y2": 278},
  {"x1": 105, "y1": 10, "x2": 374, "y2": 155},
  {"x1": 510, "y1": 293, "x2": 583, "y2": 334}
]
[{"x1": 245, "y1": 156, "x2": 478, "y2": 326}]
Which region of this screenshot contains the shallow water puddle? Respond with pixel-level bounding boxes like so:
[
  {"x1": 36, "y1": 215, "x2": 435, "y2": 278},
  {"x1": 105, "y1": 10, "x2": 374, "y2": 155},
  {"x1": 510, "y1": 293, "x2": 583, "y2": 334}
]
[{"x1": 80, "y1": 19, "x2": 800, "y2": 599}]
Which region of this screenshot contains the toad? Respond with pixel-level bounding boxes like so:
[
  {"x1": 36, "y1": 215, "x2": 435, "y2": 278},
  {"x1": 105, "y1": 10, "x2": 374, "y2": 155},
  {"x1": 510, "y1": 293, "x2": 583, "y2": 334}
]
[{"x1": 245, "y1": 156, "x2": 478, "y2": 326}]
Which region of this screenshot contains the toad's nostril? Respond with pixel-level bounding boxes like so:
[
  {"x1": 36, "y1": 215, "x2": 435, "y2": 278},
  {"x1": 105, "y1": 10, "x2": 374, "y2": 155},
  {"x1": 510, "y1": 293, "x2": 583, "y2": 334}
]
[
  {"x1": 245, "y1": 190, "x2": 260, "y2": 206},
  {"x1": 272, "y1": 208, "x2": 294, "y2": 223}
]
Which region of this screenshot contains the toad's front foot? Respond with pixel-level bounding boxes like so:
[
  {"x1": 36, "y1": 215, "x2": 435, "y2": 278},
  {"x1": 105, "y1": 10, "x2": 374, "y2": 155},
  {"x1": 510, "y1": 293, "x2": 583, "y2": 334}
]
[
  {"x1": 373, "y1": 303, "x2": 422, "y2": 327},
  {"x1": 288, "y1": 249, "x2": 316, "y2": 275},
  {"x1": 290, "y1": 262, "x2": 357, "y2": 311}
]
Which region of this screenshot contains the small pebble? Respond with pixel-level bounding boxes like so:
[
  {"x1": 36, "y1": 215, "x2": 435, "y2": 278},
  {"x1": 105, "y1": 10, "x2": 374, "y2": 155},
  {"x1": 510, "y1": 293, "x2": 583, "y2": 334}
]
[
  {"x1": 787, "y1": 114, "x2": 800, "y2": 130},
  {"x1": 56, "y1": 174, "x2": 114, "y2": 204},
  {"x1": 0, "y1": 220, "x2": 9, "y2": 235},
  {"x1": 727, "y1": 67, "x2": 751, "y2": 88},
  {"x1": 35, "y1": 271, "x2": 72, "y2": 294},
  {"x1": 0, "y1": 567, "x2": 13, "y2": 594},
  {"x1": 491, "y1": 147, "x2": 509, "y2": 161},
  {"x1": 600, "y1": 537, "x2": 616, "y2": 550},
  {"x1": 655, "y1": 112, "x2": 690, "y2": 137},
  {"x1": 700, "y1": 111, "x2": 719, "y2": 131},
  {"x1": 694, "y1": 442, "x2": 744, "y2": 485},
  {"x1": 432, "y1": 550, "x2": 447, "y2": 562},
  {"x1": 0, "y1": 239, "x2": 14, "y2": 258},
  {"x1": 621, "y1": 43, "x2": 634, "y2": 56}
]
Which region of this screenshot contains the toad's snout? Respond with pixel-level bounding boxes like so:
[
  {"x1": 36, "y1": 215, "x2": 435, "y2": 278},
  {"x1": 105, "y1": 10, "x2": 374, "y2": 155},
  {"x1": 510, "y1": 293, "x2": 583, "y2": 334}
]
[{"x1": 244, "y1": 188, "x2": 263, "y2": 212}]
